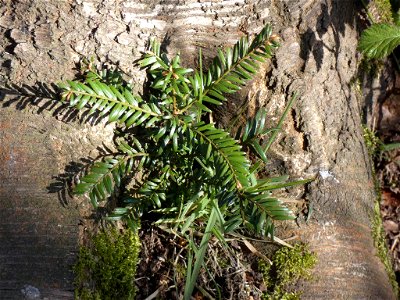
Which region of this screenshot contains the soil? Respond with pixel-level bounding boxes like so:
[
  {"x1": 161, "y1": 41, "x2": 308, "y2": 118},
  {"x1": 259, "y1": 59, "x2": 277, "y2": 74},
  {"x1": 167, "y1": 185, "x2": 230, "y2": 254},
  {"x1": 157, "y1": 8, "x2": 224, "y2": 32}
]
[{"x1": 133, "y1": 224, "x2": 272, "y2": 300}]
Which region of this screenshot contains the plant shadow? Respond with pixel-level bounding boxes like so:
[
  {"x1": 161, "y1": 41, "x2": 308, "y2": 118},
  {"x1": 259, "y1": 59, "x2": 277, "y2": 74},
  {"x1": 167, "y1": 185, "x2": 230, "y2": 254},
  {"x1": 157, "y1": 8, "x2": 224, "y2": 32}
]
[
  {"x1": 0, "y1": 82, "x2": 108, "y2": 125},
  {"x1": 0, "y1": 82, "x2": 117, "y2": 209},
  {"x1": 46, "y1": 142, "x2": 117, "y2": 208},
  {"x1": 47, "y1": 159, "x2": 88, "y2": 207}
]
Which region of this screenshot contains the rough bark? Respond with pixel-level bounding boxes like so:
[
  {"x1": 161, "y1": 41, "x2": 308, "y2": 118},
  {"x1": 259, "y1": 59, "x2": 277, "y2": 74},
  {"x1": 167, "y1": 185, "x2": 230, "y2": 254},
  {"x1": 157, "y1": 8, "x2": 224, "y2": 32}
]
[{"x1": 0, "y1": 0, "x2": 395, "y2": 299}]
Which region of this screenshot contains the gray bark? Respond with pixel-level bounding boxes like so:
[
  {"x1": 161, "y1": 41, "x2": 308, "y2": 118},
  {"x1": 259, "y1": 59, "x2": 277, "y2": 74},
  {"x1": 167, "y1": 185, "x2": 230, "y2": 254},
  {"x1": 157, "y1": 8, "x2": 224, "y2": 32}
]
[{"x1": 0, "y1": 0, "x2": 395, "y2": 299}]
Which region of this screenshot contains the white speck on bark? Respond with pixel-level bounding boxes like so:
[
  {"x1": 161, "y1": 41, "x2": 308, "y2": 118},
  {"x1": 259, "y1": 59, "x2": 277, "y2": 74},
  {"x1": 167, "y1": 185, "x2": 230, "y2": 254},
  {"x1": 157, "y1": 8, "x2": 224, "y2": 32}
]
[
  {"x1": 319, "y1": 169, "x2": 340, "y2": 183},
  {"x1": 21, "y1": 285, "x2": 41, "y2": 299}
]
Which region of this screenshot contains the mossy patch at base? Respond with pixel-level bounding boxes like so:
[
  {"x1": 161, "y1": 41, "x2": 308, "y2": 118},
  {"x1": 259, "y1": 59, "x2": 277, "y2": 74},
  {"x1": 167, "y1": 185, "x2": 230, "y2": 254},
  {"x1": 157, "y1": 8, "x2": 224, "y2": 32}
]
[
  {"x1": 258, "y1": 243, "x2": 317, "y2": 300},
  {"x1": 74, "y1": 227, "x2": 141, "y2": 300}
]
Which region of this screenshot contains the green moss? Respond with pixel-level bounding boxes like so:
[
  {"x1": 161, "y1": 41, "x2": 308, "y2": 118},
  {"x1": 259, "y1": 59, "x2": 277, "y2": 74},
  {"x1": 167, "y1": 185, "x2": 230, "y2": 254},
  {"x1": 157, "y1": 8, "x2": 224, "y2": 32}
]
[
  {"x1": 371, "y1": 200, "x2": 399, "y2": 298},
  {"x1": 74, "y1": 227, "x2": 141, "y2": 300},
  {"x1": 362, "y1": 125, "x2": 399, "y2": 298},
  {"x1": 259, "y1": 243, "x2": 317, "y2": 300},
  {"x1": 368, "y1": 0, "x2": 394, "y2": 24},
  {"x1": 362, "y1": 126, "x2": 383, "y2": 158}
]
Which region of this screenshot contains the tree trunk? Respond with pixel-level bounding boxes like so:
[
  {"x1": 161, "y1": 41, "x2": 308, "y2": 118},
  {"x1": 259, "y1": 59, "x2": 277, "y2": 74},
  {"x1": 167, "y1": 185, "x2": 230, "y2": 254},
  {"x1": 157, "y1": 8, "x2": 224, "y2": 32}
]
[{"x1": 0, "y1": 0, "x2": 395, "y2": 299}]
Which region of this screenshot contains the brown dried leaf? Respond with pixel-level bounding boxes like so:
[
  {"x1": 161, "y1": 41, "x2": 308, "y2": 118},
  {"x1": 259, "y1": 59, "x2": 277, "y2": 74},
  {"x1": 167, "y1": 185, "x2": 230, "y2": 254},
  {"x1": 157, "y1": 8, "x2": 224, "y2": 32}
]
[{"x1": 384, "y1": 219, "x2": 399, "y2": 233}]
